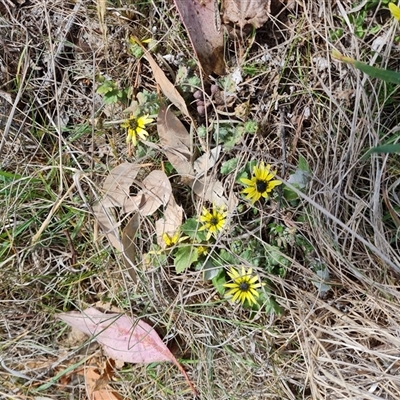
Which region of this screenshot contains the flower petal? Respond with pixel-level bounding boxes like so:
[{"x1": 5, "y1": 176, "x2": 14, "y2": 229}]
[{"x1": 390, "y1": 3, "x2": 400, "y2": 21}]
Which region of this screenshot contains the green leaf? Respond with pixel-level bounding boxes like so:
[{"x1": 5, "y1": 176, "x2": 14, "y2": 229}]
[
  {"x1": 219, "y1": 249, "x2": 239, "y2": 264},
  {"x1": 298, "y1": 155, "x2": 310, "y2": 172},
  {"x1": 333, "y1": 50, "x2": 400, "y2": 85},
  {"x1": 212, "y1": 269, "x2": 226, "y2": 295},
  {"x1": 174, "y1": 245, "x2": 198, "y2": 273},
  {"x1": 181, "y1": 218, "x2": 206, "y2": 242},
  {"x1": 364, "y1": 143, "x2": 400, "y2": 157},
  {"x1": 283, "y1": 185, "x2": 300, "y2": 201},
  {"x1": 96, "y1": 81, "x2": 116, "y2": 94},
  {"x1": 353, "y1": 59, "x2": 400, "y2": 84},
  {"x1": 264, "y1": 296, "x2": 284, "y2": 315},
  {"x1": 203, "y1": 260, "x2": 221, "y2": 280},
  {"x1": 221, "y1": 158, "x2": 239, "y2": 175},
  {"x1": 243, "y1": 120, "x2": 258, "y2": 134},
  {"x1": 103, "y1": 93, "x2": 119, "y2": 104},
  {"x1": 214, "y1": 124, "x2": 243, "y2": 149},
  {"x1": 312, "y1": 265, "x2": 331, "y2": 295},
  {"x1": 265, "y1": 246, "x2": 289, "y2": 277}
]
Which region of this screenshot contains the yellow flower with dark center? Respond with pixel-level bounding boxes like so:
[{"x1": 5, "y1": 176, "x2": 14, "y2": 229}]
[
  {"x1": 224, "y1": 266, "x2": 265, "y2": 306},
  {"x1": 240, "y1": 162, "x2": 282, "y2": 203},
  {"x1": 121, "y1": 114, "x2": 154, "y2": 146},
  {"x1": 196, "y1": 245, "x2": 208, "y2": 256},
  {"x1": 198, "y1": 205, "x2": 227, "y2": 240},
  {"x1": 162, "y1": 231, "x2": 181, "y2": 247},
  {"x1": 162, "y1": 230, "x2": 188, "y2": 248},
  {"x1": 389, "y1": 3, "x2": 400, "y2": 21}
]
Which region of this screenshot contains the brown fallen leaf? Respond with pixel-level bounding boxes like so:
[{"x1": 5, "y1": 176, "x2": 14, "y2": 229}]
[
  {"x1": 122, "y1": 213, "x2": 140, "y2": 283},
  {"x1": 222, "y1": 0, "x2": 272, "y2": 30},
  {"x1": 82, "y1": 365, "x2": 122, "y2": 400},
  {"x1": 124, "y1": 170, "x2": 172, "y2": 215},
  {"x1": 157, "y1": 105, "x2": 194, "y2": 176},
  {"x1": 193, "y1": 145, "x2": 222, "y2": 174},
  {"x1": 155, "y1": 195, "x2": 184, "y2": 249},
  {"x1": 100, "y1": 162, "x2": 140, "y2": 208},
  {"x1": 58, "y1": 308, "x2": 198, "y2": 395},
  {"x1": 174, "y1": 0, "x2": 225, "y2": 76},
  {"x1": 93, "y1": 162, "x2": 142, "y2": 252},
  {"x1": 192, "y1": 176, "x2": 238, "y2": 212},
  {"x1": 132, "y1": 36, "x2": 190, "y2": 119},
  {"x1": 93, "y1": 201, "x2": 122, "y2": 252}
]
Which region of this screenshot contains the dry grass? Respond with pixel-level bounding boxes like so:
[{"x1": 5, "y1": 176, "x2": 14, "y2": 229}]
[{"x1": 1, "y1": 0, "x2": 400, "y2": 399}]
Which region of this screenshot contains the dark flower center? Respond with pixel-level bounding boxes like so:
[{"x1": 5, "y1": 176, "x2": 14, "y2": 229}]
[
  {"x1": 239, "y1": 282, "x2": 250, "y2": 291},
  {"x1": 129, "y1": 119, "x2": 138, "y2": 130},
  {"x1": 210, "y1": 216, "x2": 219, "y2": 226},
  {"x1": 256, "y1": 180, "x2": 267, "y2": 193}
]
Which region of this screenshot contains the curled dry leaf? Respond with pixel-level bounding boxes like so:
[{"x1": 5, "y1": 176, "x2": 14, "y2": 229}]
[
  {"x1": 93, "y1": 201, "x2": 122, "y2": 252},
  {"x1": 192, "y1": 176, "x2": 238, "y2": 212},
  {"x1": 93, "y1": 162, "x2": 141, "y2": 252},
  {"x1": 157, "y1": 105, "x2": 237, "y2": 212},
  {"x1": 174, "y1": 0, "x2": 225, "y2": 76},
  {"x1": 155, "y1": 195, "x2": 183, "y2": 249},
  {"x1": 100, "y1": 162, "x2": 140, "y2": 208},
  {"x1": 58, "y1": 307, "x2": 197, "y2": 395},
  {"x1": 193, "y1": 145, "x2": 222, "y2": 174},
  {"x1": 82, "y1": 366, "x2": 121, "y2": 400},
  {"x1": 222, "y1": 0, "x2": 272, "y2": 30},
  {"x1": 132, "y1": 36, "x2": 190, "y2": 118},
  {"x1": 124, "y1": 170, "x2": 172, "y2": 216},
  {"x1": 122, "y1": 213, "x2": 140, "y2": 283},
  {"x1": 94, "y1": 163, "x2": 173, "y2": 251},
  {"x1": 157, "y1": 105, "x2": 194, "y2": 176}
]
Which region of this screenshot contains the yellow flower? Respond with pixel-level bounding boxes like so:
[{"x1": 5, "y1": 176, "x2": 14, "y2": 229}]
[
  {"x1": 129, "y1": 36, "x2": 152, "y2": 45},
  {"x1": 196, "y1": 245, "x2": 208, "y2": 256},
  {"x1": 198, "y1": 205, "x2": 227, "y2": 240},
  {"x1": 240, "y1": 162, "x2": 282, "y2": 203},
  {"x1": 389, "y1": 3, "x2": 400, "y2": 21},
  {"x1": 224, "y1": 266, "x2": 265, "y2": 306},
  {"x1": 121, "y1": 114, "x2": 153, "y2": 146},
  {"x1": 162, "y1": 230, "x2": 187, "y2": 247}
]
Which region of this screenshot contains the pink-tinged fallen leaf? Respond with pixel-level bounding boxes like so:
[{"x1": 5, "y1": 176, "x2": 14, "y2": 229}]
[
  {"x1": 174, "y1": 0, "x2": 225, "y2": 76},
  {"x1": 58, "y1": 308, "x2": 197, "y2": 395}
]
